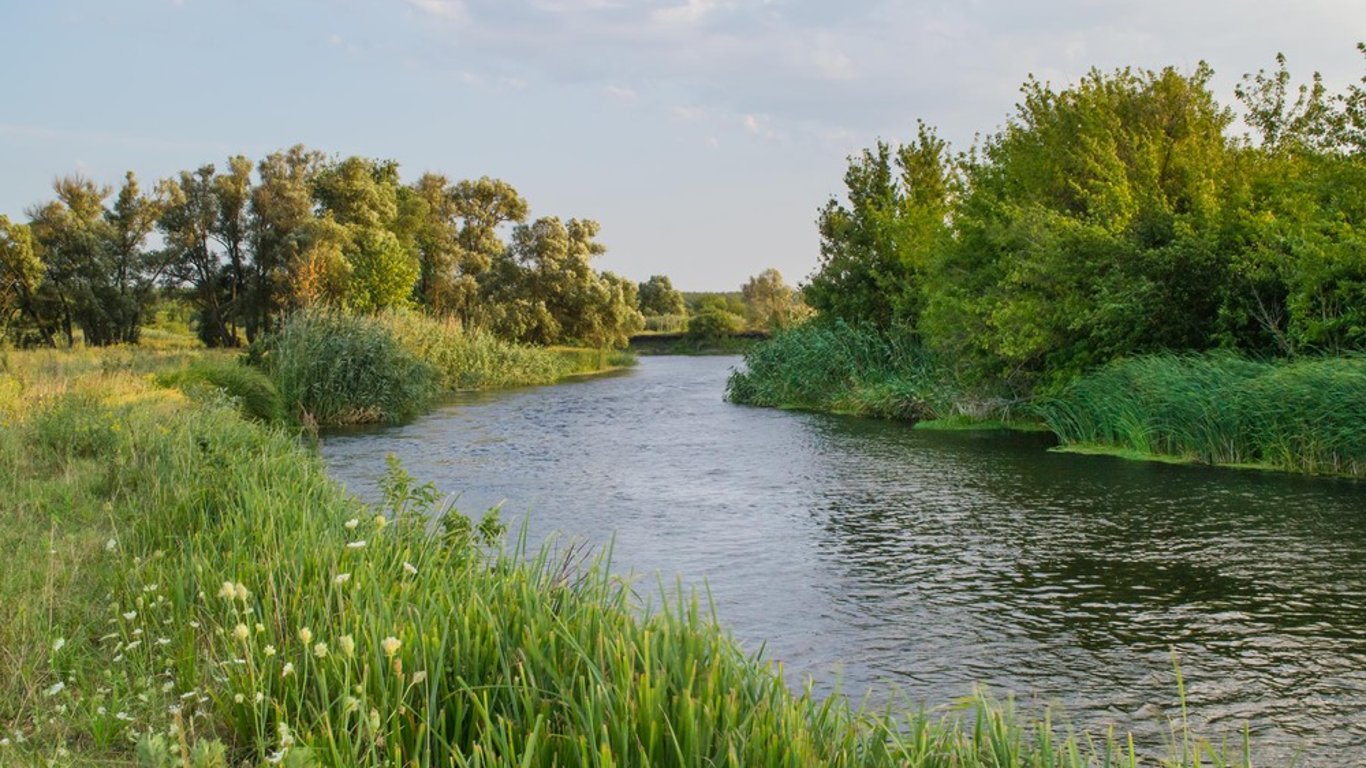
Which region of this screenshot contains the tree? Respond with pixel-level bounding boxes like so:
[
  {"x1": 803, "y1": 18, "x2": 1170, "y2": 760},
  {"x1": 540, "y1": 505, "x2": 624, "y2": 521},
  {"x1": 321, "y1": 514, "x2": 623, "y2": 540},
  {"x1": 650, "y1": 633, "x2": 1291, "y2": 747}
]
[
  {"x1": 805, "y1": 122, "x2": 952, "y2": 329},
  {"x1": 0, "y1": 215, "x2": 54, "y2": 345},
  {"x1": 26, "y1": 174, "x2": 162, "y2": 346},
  {"x1": 483, "y1": 217, "x2": 642, "y2": 347},
  {"x1": 637, "y1": 274, "x2": 686, "y2": 316},
  {"x1": 249, "y1": 145, "x2": 325, "y2": 340},
  {"x1": 741, "y1": 268, "x2": 809, "y2": 330},
  {"x1": 920, "y1": 64, "x2": 1236, "y2": 390},
  {"x1": 160, "y1": 165, "x2": 239, "y2": 347}
]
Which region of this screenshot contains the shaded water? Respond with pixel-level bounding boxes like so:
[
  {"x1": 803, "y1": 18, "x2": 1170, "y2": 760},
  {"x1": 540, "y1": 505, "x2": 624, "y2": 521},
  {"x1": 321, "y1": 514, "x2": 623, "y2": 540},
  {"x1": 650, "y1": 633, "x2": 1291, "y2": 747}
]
[{"x1": 321, "y1": 356, "x2": 1366, "y2": 764}]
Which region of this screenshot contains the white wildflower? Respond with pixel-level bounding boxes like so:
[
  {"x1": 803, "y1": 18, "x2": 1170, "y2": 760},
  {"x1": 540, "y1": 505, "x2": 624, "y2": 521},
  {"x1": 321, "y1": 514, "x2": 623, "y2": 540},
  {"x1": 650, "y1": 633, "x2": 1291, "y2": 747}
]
[
  {"x1": 344, "y1": 518, "x2": 360, "y2": 530},
  {"x1": 217, "y1": 581, "x2": 236, "y2": 600},
  {"x1": 233, "y1": 624, "x2": 250, "y2": 642},
  {"x1": 255, "y1": 691, "x2": 265, "y2": 704},
  {"x1": 411, "y1": 670, "x2": 427, "y2": 685},
  {"x1": 122, "y1": 611, "x2": 137, "y2": 621},
  {"x1": 44, "y1": 681, "x2": 65, "y2": 696},
  {"x1": 403, "y1": 562, "x2": 418, "y2": 576},
  {"x1": 234, "y1": 693, "x2": 245, "y2": 704},
  {"x1": 381, "y1": 636, "x2": 401, "y2": 657},
  {"x1": 338, "y1": 634, "x2": 355, "y2": 658},
  {"x1": 346, "y1": 540, "x2": 366, "y2": 550},
  {"x1": 373, "y1": 515, "x2": 388, "y2": 530},
  {"x1": 313, "y1": 642, "x2": 328, "y2": 659},
  {"x1": 105, "y1": 538, "x2": 117, "y2": 551},
  {"x1": 51, "y1": 638, "x2": 65, "y2": 653},
  {"x1": 298, "y1": 627, "x2": 313, "y2": 645},
  {"x1": 263, "y1": 645, "x2": 276, "y2": 657},
  {"x1": 281, "y1": 662, "x2": 295, "y2": 677},
  {"x1": 334, "y1": 572, "x2": 351, "y2": 585}
]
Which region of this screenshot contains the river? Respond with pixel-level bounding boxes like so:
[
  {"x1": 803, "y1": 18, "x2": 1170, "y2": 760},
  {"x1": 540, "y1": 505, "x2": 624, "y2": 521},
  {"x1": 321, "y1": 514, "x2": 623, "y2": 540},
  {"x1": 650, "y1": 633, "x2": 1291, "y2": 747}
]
[{"x1": 321, "y1": 355, "x2": 1366, "y2": 765}]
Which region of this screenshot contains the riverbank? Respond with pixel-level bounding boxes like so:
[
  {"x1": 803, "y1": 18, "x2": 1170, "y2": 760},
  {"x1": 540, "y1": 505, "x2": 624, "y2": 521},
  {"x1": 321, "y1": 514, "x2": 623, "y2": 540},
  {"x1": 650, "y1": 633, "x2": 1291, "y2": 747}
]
[
  {"x1": 727, "y1": 324, "x2": 1366, "y2": 479},
  {"x1": 1, "y1": 345, "x2": 1250, "y2": 766},
  {"x1": 629, "y1": 330, "x2": 767, "y2": 356}
]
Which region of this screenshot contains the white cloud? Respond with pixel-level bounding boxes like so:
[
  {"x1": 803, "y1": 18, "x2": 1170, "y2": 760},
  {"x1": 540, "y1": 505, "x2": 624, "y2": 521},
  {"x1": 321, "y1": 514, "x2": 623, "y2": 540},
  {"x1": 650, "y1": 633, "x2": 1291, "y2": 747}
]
[
  {"x1": 406, "y1": 0, "x2": 467, "y2": 22},
  {"x1": 603, "y1": 84, "x2": 638, "y2": 101}
]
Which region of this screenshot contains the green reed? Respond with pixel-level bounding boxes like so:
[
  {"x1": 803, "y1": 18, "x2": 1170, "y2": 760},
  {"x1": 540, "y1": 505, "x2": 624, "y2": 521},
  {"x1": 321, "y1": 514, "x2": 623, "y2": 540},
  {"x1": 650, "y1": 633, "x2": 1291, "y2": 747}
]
[
  {"x1": 726, "y1": 321, "x2": 948, "y2": 421},
  {"x1": 1039, "y1": 352, "x2": 1366, "y2": 477}
]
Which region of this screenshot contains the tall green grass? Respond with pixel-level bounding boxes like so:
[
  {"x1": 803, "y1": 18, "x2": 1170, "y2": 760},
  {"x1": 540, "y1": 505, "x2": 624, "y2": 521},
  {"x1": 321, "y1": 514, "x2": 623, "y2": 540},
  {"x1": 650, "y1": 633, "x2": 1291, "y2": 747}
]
[
  {"x1": 1, "y1": 347, "x2": 1254, "y2": 767},
  {"x1": 726, "y1": 322, "x2": 950, "y2": 420},
  {"x1": 156, "y1": 356, "x2": 285, "y2": 423},
  {"x1": 255, "y1": 311, "x2": 632, "y2": 427},
  {"x1": 1040, "y1": 353, "x2": 1366, "y2": 477},
  {"x1": 256, "y1": 310, "x2": 440, "y2": 426}
]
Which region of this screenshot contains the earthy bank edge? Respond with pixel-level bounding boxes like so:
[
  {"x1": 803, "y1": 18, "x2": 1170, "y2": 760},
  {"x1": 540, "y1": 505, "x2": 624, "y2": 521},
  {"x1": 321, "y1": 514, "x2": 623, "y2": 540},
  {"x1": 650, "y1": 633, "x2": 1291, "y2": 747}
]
[
  {"x1": 0, "y1": 345, "x2": 1254, "y2": 766},
  {"x1": 727, "y1": 323, "x2": 1366, "y2": 480}
]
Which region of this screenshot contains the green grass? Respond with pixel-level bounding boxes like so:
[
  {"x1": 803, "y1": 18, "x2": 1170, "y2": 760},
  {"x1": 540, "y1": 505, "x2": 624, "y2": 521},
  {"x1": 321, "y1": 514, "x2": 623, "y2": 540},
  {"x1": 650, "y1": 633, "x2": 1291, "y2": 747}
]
[
  {"x1": 0, "y1": 346, "x2": 1257, "y2": 767},
  {"x1": 726, "y1": 322, "x2": 954, "y2": 420},
  {"x1": 155, "y1": 356, "x2": 285, "y2": 423},
  {"x1": 253, "y1": 310, "x2": 632, "y2": 427},
  {"x1": 1038, "y1": 352, "x2": 1366, "y2": 478}
]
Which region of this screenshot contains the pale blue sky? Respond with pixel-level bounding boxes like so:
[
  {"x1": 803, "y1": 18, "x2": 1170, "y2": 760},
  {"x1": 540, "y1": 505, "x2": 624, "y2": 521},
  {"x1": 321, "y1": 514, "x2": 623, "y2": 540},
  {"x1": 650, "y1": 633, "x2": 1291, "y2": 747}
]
[{"x1": 1, "y1": 0, "x2": 1362, "y2": 289}]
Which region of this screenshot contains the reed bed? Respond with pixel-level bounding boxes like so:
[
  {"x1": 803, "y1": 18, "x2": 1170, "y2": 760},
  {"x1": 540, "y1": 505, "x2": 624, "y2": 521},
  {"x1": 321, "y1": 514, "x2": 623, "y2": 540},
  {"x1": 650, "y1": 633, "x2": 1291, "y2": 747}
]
[
  {"x1": 255, "y1": 310, "x2": 631, "y2": 427},
  {"x1": 1039, "y1": 353, "x2": 1366, "y2": 477},
  {"x1": 726, "y1": 322, "x2": 947, "y2": 420}
]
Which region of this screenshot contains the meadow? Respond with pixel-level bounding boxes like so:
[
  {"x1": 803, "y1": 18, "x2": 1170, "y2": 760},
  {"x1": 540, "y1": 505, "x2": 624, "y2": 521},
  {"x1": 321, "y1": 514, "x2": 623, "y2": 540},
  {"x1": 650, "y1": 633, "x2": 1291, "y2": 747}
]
[{"x1": 0, "y1": 338, "x2": 1253, "y2": 766}]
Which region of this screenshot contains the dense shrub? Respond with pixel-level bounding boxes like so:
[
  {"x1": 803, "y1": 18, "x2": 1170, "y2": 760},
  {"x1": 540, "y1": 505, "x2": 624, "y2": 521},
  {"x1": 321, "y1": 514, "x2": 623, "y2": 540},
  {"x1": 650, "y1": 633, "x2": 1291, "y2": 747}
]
[{"x1": 256, "y1": 310, "x2": 439, "y2": 426}]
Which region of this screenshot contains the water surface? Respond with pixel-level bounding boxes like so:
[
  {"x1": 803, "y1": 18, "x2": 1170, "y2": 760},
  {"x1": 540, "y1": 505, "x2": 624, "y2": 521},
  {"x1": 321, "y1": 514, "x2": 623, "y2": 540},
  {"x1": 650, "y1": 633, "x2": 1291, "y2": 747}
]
[{"x1": 322, "y1": 356, "x2": 1366, "y2": 765}]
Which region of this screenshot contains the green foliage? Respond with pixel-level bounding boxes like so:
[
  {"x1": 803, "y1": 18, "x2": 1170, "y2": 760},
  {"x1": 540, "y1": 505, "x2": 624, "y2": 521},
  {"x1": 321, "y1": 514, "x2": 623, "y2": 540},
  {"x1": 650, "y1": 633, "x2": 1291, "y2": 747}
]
[
  {"x1": 375, "y1": 310, "x2": 590, "y2": 390},
  {"x1": 156, "y1": 356, "x2": 285, "y2": 423},
  {"x1": 637, "y1": 274, "x2": 687, "y2": 316},
  {"x1": 686, "y1": 307, "x2": 745, "y2": 340},
  {"x1": 788, "y1": 50, "x2": 1366, "y2": 417},
  {"x1": 728, "y1": 321, "x2": 951, "y2": 420},
  {"x1": 1040, "y1": 353, "x2": 1366, "y2": 477},
  {"x1": 256, "y1": 310, "x2": 439, "y2": 425},
  {"x1": 805, "y1": 123, "x2": 951, "y2": 329},
  {"x1": 741, "y1": 268, "x2": 811, "y2": 330},
  {"x1": 483, "y1": 217, "x2": 644, "y2": 348}
]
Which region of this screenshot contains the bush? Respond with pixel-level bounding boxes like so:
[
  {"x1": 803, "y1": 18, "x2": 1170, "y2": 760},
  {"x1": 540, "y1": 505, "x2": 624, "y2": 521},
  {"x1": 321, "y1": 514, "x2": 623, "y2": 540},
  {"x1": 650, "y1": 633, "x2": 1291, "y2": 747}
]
[
  {"x1": 256, "y1": 310, "x2": 439, "y2": 426},
  {"x1": 686, "y1": 308, "x2": 745, "y2": 340}
]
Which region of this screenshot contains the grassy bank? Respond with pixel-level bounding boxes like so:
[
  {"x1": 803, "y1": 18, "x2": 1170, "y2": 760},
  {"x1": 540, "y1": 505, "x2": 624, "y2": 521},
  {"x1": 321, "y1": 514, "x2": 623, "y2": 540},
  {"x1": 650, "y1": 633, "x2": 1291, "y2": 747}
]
[
  {"x1": 729, "y1": 324, "x2": 1366, "y2": 477},
  {"x1": 1, "y1": 346, "x2": 1252, "y2": 766},
  {"x1": 257, "y1": 310, "x2": 632, "y2": 427},
  {"x1": 1040, "y1": 353, "x2": 1366, "y2": 478}
]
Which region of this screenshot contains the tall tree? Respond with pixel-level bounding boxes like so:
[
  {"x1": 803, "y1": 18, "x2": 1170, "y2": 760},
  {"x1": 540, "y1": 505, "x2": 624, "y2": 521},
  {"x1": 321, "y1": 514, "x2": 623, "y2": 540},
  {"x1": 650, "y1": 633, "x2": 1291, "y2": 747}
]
[
  {"x1": 0, "y1": 215, "x2": 54, "y2": 345},
  {"x1": 249, "y1": 145, "x2": 324, "y2": 340}
]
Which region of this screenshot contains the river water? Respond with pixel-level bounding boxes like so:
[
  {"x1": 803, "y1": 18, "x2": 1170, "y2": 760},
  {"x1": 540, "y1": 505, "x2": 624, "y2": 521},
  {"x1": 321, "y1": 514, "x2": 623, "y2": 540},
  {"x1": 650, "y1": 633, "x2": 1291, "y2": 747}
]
[{"x1": 321, "y1": 355, "x2": 1366, "y2": 765}]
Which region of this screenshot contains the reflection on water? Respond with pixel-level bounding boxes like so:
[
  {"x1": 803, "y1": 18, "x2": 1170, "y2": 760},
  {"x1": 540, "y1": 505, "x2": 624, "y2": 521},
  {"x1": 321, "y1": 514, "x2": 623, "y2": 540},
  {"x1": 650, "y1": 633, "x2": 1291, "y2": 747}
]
[{"x1": 321, "y1": 356, "x2": 1366, "y2": 765}]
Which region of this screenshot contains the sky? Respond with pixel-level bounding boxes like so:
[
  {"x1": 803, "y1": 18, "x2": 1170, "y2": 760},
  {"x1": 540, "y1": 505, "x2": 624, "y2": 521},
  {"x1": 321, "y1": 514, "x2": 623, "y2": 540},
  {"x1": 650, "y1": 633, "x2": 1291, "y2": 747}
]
[{"x1": 1, "y1": 1, "x2": 1363, "y2": 290}]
